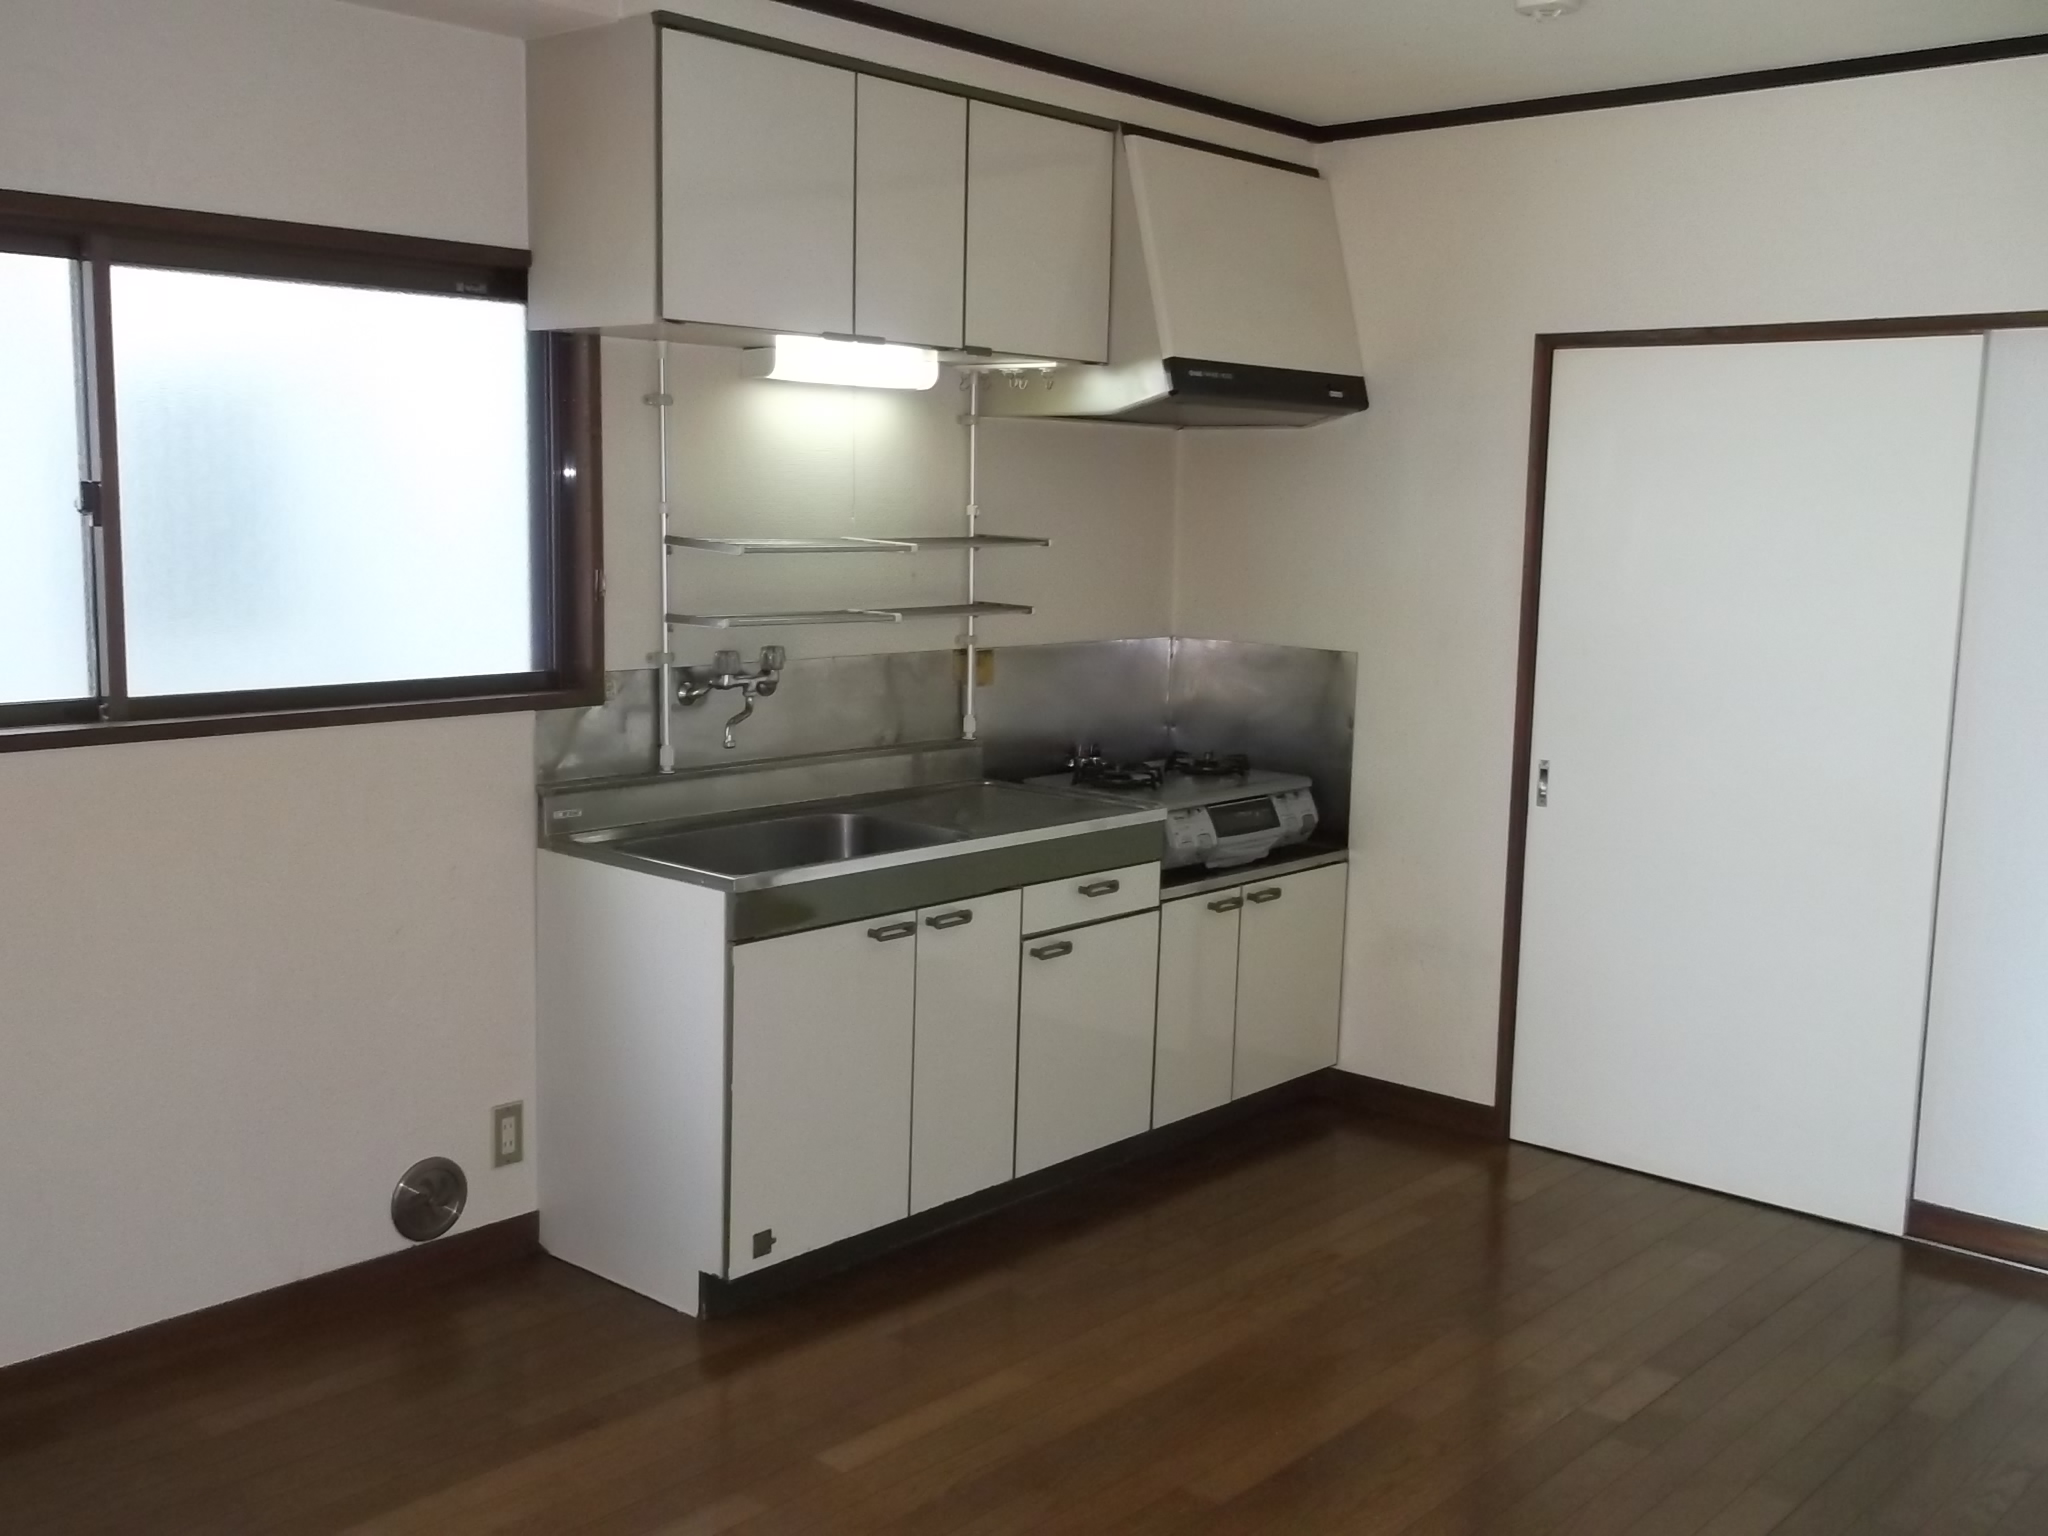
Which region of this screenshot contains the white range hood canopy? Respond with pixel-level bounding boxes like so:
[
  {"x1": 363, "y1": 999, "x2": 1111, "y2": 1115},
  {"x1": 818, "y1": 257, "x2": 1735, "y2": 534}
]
[{"x1": 980, "y1": 132, "x2": 1369, "y2": 428}]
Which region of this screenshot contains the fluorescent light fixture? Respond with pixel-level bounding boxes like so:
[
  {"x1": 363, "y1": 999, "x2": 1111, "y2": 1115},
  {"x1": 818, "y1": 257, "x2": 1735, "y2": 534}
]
[{"x1": 742, "y1": 335, "x2": 940, "y2": 390}]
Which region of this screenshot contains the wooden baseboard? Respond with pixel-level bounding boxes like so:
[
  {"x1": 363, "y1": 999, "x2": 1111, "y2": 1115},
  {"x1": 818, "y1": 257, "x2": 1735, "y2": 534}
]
[
  {"x1": 1320, "y1": 1069, "x2": 1507, "y2": 1141},
  {"x1": 0, "y1": 1211, "x2": 541, "y2": 1395},
  {"x1": 1908, "y1": 1200, "x2": 2048, "y2": 1273}
]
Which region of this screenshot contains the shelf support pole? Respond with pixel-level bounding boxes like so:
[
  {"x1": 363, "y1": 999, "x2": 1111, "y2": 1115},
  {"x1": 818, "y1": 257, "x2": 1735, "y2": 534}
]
[
  {"x1": 655, "y1": 340, "x2": 677, "y2": 775},
  {"x1": 962, "y1": 371, "x2": 981, "y2": 743}
]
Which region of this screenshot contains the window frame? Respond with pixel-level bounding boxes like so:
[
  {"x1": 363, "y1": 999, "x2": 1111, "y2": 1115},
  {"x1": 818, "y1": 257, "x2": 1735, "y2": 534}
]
[{"x1": 0, "y1": 188, "x2": 602, "y2": 752}]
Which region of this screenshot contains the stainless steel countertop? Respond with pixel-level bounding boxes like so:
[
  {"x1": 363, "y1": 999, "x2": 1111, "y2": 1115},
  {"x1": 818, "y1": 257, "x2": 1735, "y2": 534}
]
[{"x1": 547, "y1": 779, "x2": 1164, "y2": 896}]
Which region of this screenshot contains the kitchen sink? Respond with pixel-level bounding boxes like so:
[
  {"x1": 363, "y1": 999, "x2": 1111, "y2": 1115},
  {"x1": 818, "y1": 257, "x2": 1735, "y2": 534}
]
[{"x1": 614, "y1": 811, "x2": 965, "y2": 879}]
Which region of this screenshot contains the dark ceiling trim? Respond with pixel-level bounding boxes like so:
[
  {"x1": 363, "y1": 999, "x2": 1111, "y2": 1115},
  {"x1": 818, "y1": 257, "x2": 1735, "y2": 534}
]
[
  {"x1": 763, "y1": 4, "x2": 2048, "y2": 147},
  {"x1": 761, "y1": 0, "x2": 1319, "y2": 141},
  {"x1": 1320, "y1": 31, "x2": 2048, "y2": 140}
]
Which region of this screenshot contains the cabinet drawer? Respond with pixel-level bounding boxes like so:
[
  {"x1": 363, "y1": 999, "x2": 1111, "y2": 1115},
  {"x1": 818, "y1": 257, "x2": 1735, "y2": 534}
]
[{"x1": 1021, "y1": 862, "x2": 1160, "y2": 936}]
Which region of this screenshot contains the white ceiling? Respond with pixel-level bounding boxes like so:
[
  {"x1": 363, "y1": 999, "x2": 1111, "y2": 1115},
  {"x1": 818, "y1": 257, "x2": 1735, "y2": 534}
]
[{"x1": 341, "y1": 0, "x2": 2048, "y2": 127}]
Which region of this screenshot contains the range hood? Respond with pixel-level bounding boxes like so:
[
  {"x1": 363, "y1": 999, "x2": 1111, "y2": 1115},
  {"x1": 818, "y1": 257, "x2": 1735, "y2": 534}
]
[{"x1": 979, "y1": 133, "x2": 1370, "y2": 429}]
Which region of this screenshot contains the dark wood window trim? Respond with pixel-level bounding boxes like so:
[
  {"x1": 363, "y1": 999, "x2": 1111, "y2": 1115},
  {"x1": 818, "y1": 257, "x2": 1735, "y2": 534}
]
[
  {"x1": 0, "y1": 188, "x2": 603, "y2": 755},
  {"x1": 1493, "y1": 309, "x2": 2048, "y2": 1128}
]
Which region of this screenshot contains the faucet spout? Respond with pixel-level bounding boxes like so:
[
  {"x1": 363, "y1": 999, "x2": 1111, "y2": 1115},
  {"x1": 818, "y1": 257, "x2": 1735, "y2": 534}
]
[{"x1": 721, "y1": 691, "x2": 756, "y2": 750}]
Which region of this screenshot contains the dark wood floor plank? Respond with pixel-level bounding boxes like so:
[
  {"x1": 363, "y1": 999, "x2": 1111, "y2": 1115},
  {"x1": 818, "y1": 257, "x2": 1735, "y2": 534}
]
[{"x1": 10, "y1": 1102, "x2": 2048, "y2": 1536}]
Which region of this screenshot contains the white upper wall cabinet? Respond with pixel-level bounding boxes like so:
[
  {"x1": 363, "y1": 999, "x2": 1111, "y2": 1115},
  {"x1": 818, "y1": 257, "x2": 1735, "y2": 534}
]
[
  {"x1": 855, "y1": 77, "x2": 966, "y2": 350},
  {"x1": 528, "y1": 17, "x2": 1116, "y2": 361},
  {"x1": 965, "y1": 102, "x2": 1114, "y2": 363},
  {"x1": 1121, "y1": 135, "x2": 1361, "y2": 376},
  {"x1": 660, "y1": 31, "x2": 855, "y2": 337}
]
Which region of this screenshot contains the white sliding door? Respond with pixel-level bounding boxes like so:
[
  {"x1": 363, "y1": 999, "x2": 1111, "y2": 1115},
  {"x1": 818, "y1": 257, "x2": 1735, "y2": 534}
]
[
  {"x1": 1914, "y1": 331, "x2": 2048, "y2": 1232},
  {"x1": 1511, "y1": 336, "x2": 1984, "y2": 1233}
]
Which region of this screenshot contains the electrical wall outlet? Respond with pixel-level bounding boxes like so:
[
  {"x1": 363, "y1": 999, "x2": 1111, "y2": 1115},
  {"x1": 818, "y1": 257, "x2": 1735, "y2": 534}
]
[{"x1": 492, "y1": 1101, "x2": 525, "y2": 1168}]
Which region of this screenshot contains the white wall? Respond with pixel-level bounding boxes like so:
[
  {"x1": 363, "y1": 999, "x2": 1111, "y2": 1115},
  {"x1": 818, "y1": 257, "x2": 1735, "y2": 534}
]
[
  {"x1": 0, "y1": 0, "x2": 526, "y2": 245},
  {"x1": 1913, "y1": 330, "x2": 2048, "y2": 1231},
  {"x1": 0, "y1": 0, "x2": 533, "y2": 1368},
  {"x1": 0, "y1": 717, "x2": 540, "y2": 1368},
  {"x1": 1174, "y1": 55, "x2": 2048, "y2": 1104}
]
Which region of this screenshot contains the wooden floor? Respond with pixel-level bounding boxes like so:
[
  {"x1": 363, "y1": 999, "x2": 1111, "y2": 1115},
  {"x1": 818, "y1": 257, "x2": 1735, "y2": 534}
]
[{"x1": 8, "y1": 1103, "x2": 2048, "y2": 1535}]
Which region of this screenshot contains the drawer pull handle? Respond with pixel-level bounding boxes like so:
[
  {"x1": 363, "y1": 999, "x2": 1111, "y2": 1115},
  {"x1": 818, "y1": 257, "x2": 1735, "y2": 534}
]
[
  {"x1": 867, "y1": 921, "x2": 917, "y2": 942},
  {"x1": 1247, "y1": 888, "x2": 1284, "y2": 905},
  {"x1": 1079, "y1": 879, "x2": 1122, "y2": 898},
  {"x1": 1030, "y1": 940, "x2": 1075, "y2": 961},
  {"x1": 925, "y1": 910, "x2": 975, "y2": 931},
  {"x1": 1207, "y1": 897, "x2": 1244, "y2": 913}
]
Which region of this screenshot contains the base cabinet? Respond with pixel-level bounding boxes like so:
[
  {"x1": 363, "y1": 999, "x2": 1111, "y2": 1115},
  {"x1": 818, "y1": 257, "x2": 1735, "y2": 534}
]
[
  {"x1": 1234, "y1": 864, "x2": 1348, "y2": 1097},
  {"x1": 1154, "y1": 892, "x2": 1242, "y2": 1125},
  {"x1": 911, "y1": 890, "x2": 1023, "y2": 1213},
  {"x1": 1016, "y1": 911, "x2": 1162, "y2": 1175},
  {"x1": 728, "y1": 914, "x2": 916, "y2": 1278}
]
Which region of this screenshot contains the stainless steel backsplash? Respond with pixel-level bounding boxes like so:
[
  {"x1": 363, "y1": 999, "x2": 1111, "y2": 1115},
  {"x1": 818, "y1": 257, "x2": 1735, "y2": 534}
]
[{"x1": 536, "y1": 638, "x2": 1356, "y2": 834}]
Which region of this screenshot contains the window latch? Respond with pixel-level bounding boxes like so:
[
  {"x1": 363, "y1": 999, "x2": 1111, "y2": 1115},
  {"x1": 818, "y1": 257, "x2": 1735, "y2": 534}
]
[{"x1": 77, "y1": 481, "x2": 103, "y2": 526}]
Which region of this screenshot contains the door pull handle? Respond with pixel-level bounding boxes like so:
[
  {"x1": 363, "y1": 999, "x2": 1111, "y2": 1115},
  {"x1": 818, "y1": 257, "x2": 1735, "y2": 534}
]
[
  {"x1": 1247, "y1": 888, "x2": 1284, "y2": 905},
  {"x1": 1078, "y1": 879, "x2": 1121, "y2": 899},
  {"x1": 925, "y1": 910, "x2": 974, "y2": 930},
  {"x1": 1207, "y1": 897, "x2": 1244, "y2": 913},
  {"x1": 867, "y1": 921, "x2": 917, "y2": 942},
  {"x1": 1029, "y1": 940, "x2": 1075, "y2": 961}
]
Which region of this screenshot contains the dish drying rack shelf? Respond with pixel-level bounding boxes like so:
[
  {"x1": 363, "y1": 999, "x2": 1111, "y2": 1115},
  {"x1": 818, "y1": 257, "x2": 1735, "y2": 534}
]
[
  {"x1": 667, "y1": 534, "x2": 1049, "y2": 555},
  {"x1": 666, "y1": 600, "x2": 1034, "y2": 629}
]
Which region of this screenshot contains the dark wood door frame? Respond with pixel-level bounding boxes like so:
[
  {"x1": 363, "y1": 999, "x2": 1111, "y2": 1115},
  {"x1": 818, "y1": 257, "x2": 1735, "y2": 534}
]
[{"x1": 1493, "y1": 309, "x2": 2048, "y2": 1140}]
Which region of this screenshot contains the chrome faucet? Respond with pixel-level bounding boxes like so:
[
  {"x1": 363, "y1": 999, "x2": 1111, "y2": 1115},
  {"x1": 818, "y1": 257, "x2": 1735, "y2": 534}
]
[{"x1": 676, "y1": 647, "x2": 785, "y2": 750}]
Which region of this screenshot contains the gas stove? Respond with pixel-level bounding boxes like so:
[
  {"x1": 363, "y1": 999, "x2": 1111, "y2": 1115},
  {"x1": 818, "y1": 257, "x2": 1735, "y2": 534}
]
[{"x1": 1025, "y1": 751, "x2": 1319, "y2": 870}]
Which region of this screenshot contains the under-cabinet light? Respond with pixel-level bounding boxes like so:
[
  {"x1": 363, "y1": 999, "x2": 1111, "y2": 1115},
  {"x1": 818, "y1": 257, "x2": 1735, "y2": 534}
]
[{"x1": 743, "y1": 335, "x2": 940, "y2": 390}]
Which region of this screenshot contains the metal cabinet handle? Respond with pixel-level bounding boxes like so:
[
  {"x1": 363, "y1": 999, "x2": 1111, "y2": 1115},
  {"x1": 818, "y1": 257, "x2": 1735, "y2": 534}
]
[
  {"x1": 1029, "y1": 940, "x2": 1075, "y2": 961},
  {"x1": 925, "y1": 910, "x2": 974, "y2": 931},
  {"x1": 1078, "y1": 879, "x2": 1121, "y2": 899},
  {"x1": 1247, "y1": 888, "x2": 1284, "y2": 905},
  {"x1": 1207, "y1": 896, "x2": 1244, "y2": 913},
  {"x1": 867, "y1": 921, "x2": 917, "y2": 942}
]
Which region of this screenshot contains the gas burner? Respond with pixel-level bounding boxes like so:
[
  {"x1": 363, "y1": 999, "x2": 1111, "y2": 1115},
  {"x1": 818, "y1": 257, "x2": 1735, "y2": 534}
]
[
  {"x1": 1164, "y1": 750, "x2": 1252, "y2": 781},
  {"x1": 1069, "y1": 757, "x2": 1165, "y2": 792}
]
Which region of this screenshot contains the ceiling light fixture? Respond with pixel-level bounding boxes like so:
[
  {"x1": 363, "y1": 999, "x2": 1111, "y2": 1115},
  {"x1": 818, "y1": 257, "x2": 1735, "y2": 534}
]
[
  {"x1": 1515, "y1": 0, "x2": 1586, "y2": 18},
  {"x1": 742, "y1": 335, "x2": 941, "y2": 390}
]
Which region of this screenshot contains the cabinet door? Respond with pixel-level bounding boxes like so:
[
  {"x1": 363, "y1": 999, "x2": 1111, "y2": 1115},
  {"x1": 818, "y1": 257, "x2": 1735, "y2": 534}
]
[
  {"x1": 1155, "y1": 892, "x2": 1241, "y2": 1126},
  {"x1": 965, "y1": 103, "x2": 1113, "y2": 362},
  {"x1": 728, "y1": 913, "x2": 915, "y2": 1277},
  {"x1": 660, "y1": 30, "x2": 854, "y2": 335},
  {"x1": 911, "y1": 890, "x2": 1021, "y2": 1213},
  {"x1": 1234, "y1": 865, "x2": 1347, "y2": 1097},
  {"x1": 855, "y1": 77, "x2": 966, "y2": 349},
  {"x1": 1016, "y1": 910, "x2": 1160, "y2": 1175}
]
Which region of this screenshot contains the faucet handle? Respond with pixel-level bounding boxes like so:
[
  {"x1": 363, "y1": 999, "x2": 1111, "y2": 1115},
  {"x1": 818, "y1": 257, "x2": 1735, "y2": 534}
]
[
  {"x1": 758, "y1": 645, "x2": 786, "y2": 673},
  {"x1": 711, "y1": 649, "x2": 742, "y2": 676}
]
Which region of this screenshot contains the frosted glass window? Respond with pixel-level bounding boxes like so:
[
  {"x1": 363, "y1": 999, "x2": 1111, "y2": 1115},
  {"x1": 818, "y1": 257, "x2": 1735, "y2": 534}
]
[
  {"x1": 0, "y1": 252, "x2": 90, "y2": 704},
  {"x1": 110, "y1": 267, "x2": 534, "y2": 696}
]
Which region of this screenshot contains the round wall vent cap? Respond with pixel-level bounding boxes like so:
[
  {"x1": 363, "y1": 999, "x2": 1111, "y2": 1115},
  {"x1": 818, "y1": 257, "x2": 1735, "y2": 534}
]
[{"x1": 391, "y1": 1156, "x2": 467, "y2": 1243}]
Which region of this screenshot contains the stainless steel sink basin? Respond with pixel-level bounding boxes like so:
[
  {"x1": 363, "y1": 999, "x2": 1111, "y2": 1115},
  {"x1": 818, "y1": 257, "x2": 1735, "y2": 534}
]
[{"x1": 615, "y1": 811, "x2": 965, "y2": 879}]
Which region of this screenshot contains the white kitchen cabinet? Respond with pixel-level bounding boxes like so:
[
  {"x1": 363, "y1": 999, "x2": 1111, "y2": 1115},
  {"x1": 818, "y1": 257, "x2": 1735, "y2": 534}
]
[
  {"x1": 965, "y1": 102, "x2": 1114, "y2": 362},
  {"x1": 855, "y1": 77, "x2": 966, "y2": 350},
  {"x1": 1154, "y1": 891, "x2": 1241, "y2": 1125},
  {"x1": 1016, "y1": 910, "x2": 1160, "y2": 1175},
  {"x1": 911, "y1": 890, "x2": 1022, "y2": 1213},
  {"x1": 659, "y1": 29, "x2": 855, "y2": 336},
  {"x1": 728, "y1": 913, "x2": 916, "y2": 1277},
  {"x1": 1022, "y1": 861, "x2": 1160, "y2": 937},
  {"x1": 1234, "y1": 865, "x2": 1347, "y2": 1098}
]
